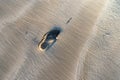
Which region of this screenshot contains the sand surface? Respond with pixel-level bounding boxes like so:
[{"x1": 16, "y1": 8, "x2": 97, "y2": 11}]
[{"x1": 0, "y1": 0, "x2": 120, "y2": 80}]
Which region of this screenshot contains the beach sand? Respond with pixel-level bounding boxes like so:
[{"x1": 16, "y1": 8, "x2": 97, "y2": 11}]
[{"x1": 0, "y1": 0, "x2": 120, "y2": 80}]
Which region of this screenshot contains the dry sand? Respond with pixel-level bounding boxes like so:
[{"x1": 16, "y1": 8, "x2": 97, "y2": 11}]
[{"x1": 0, "y1": 0, "x2": 120, "y2": 80}]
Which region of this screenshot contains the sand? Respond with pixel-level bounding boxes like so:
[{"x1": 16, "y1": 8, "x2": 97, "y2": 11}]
[{"x1": 0, "y1": 0, "x2": 120, "y2": 80}]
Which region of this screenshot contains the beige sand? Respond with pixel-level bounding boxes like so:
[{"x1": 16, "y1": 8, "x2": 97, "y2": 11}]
[{"x1": 0, "y1": 0, "x2": 120, "y2": 80}]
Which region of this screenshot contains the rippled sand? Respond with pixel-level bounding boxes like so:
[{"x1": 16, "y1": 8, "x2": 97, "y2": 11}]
[{"x1": 0, "y1": 0, "x2": 120, "y2": 80}]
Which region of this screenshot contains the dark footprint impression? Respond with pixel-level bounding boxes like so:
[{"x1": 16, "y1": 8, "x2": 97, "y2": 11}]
[{"x1": 38, "y1": 27, "x2": 62, "y2": 51}]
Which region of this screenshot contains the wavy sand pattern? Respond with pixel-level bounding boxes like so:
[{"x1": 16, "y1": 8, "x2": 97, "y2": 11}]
[{"x1": 0, "y1": 0, "x2": 120, "y2": 80}]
